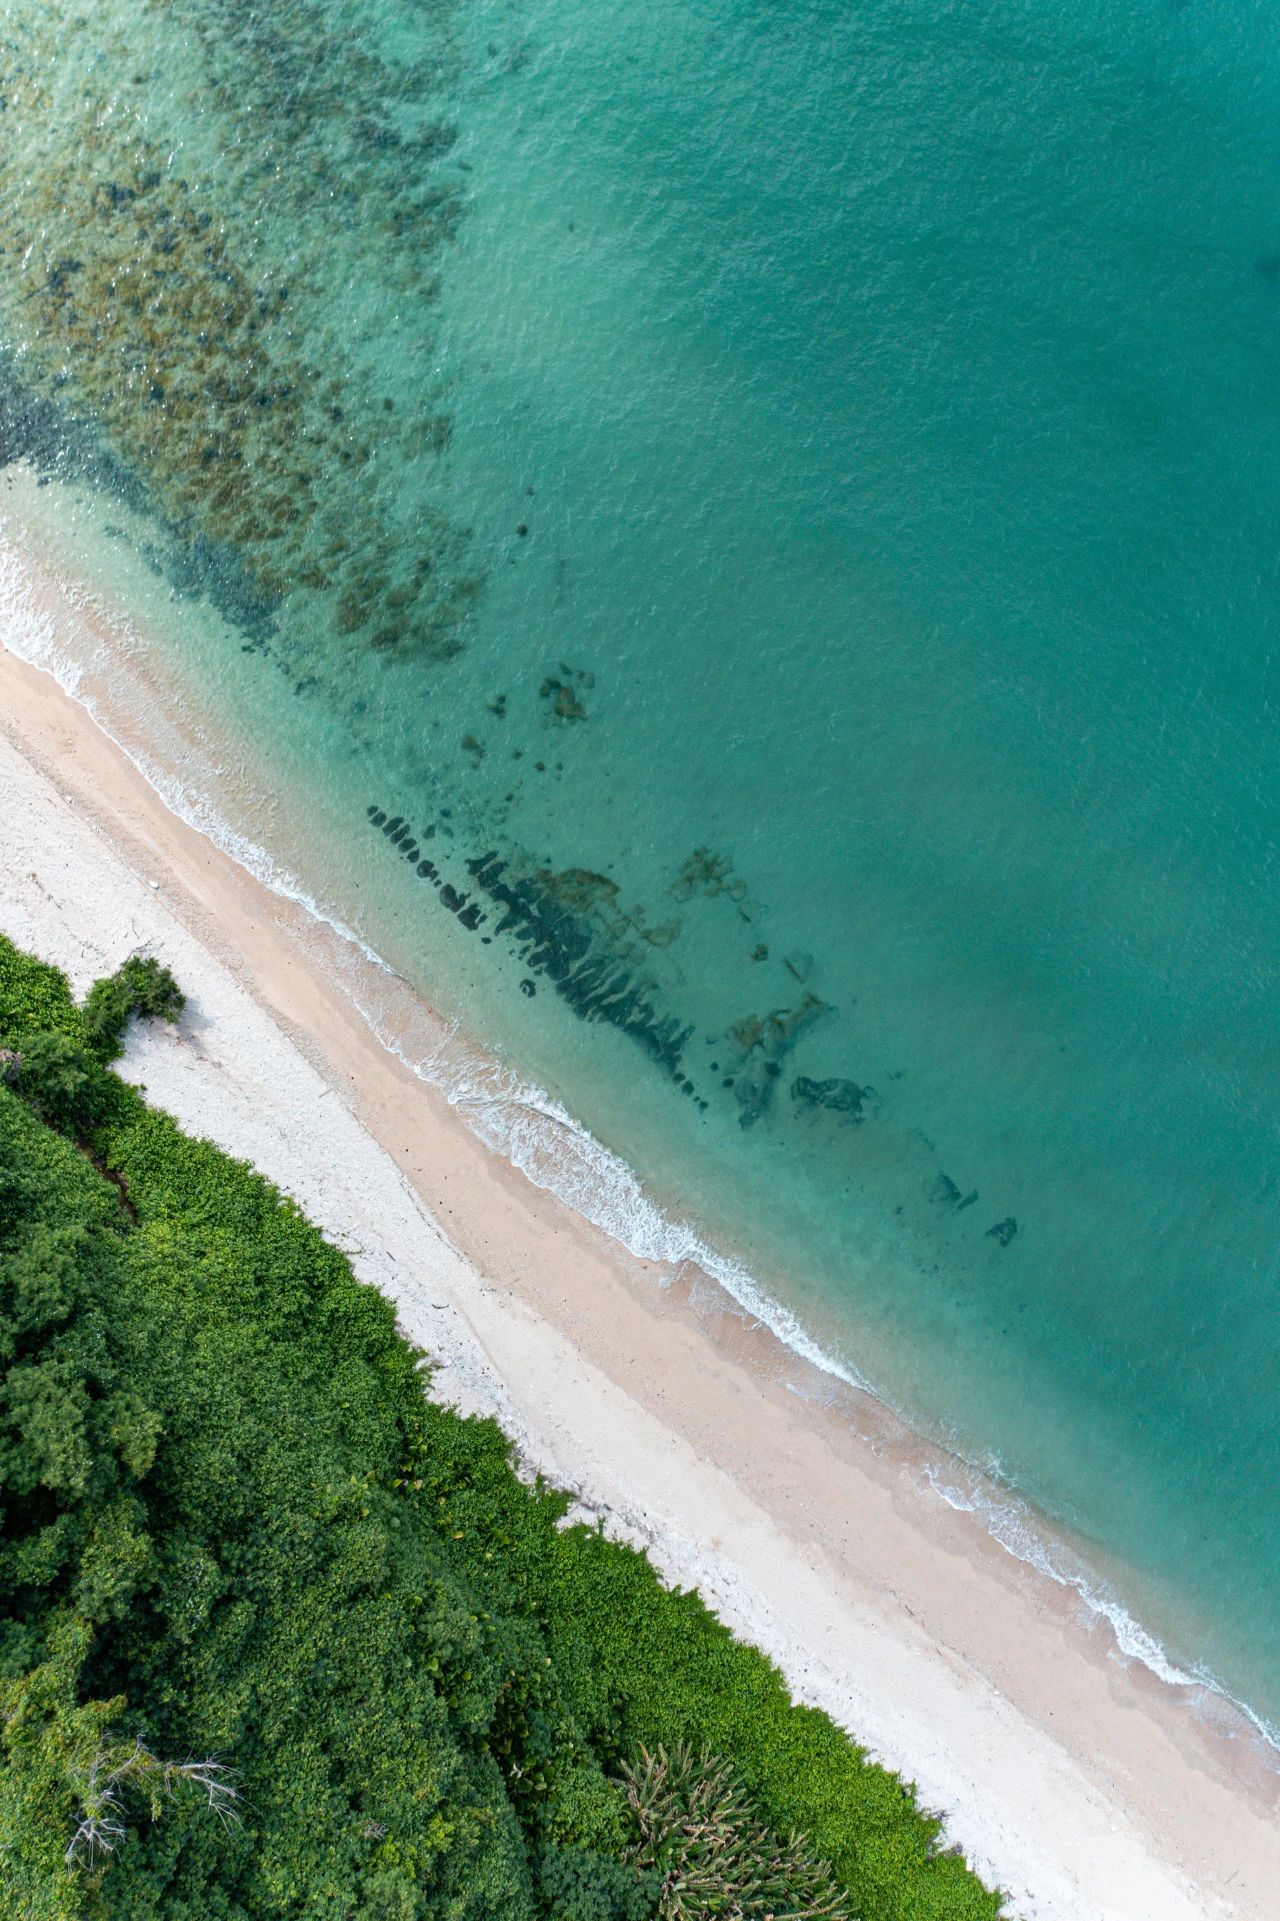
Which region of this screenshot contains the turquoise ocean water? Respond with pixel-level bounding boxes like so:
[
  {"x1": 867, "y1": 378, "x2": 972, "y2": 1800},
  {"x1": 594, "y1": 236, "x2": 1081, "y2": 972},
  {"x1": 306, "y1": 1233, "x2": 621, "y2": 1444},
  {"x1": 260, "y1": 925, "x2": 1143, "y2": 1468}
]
[{"x1": 2, "y1": 0, "x2": 1279, "y2": 1739}]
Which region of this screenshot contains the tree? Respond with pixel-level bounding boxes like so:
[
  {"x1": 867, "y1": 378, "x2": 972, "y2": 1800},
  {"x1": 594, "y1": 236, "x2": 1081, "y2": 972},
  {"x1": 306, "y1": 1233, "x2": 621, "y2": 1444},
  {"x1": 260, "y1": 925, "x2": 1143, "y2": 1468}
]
[
  {"x1": 7, "y1": 1031, "x2": 104, "y2": 1134},
  {"x1": 81, "y1": 957, "x2": 185, "y2": 1064}
]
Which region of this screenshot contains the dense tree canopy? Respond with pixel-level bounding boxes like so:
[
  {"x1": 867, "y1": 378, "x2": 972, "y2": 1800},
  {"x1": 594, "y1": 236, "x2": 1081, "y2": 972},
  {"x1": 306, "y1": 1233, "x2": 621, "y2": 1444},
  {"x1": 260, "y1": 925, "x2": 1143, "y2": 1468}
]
[{"x1": 0, "y1": 935, "x2": 1002, "y2": 1920}]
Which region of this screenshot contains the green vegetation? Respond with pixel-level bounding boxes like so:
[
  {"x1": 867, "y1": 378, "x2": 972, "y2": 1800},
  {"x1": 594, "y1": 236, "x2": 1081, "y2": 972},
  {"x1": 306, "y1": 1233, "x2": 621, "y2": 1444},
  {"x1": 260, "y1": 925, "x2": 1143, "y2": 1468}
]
[
  {"x1": 80, "y1": 959, "x2": 186, "y2": 1065},
  {"x1": 619, "y1": 1744, "x2": 849, "y2": 1919},
  {"x1": 0, "y1": 933, "x2": 1003, "y2": 1920}
]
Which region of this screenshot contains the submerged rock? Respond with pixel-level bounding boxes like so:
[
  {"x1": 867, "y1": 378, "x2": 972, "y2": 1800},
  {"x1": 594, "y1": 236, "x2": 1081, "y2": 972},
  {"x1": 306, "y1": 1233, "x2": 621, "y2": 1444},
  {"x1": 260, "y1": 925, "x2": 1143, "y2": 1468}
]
[
  {"x1": 539, "y1": 674, "x2": 587, "y2": 722},
  {"x1": 792, "y1": 1076, "x2": 871, "y2": 1121},
  {"x1": 726, "y1": 992, "x2": 828, "y2": 1128},
  {"x1": 670, "y1": 846, "x2": 747, "y2": 905},
  {"x1": 463, "y1": 849, "x2": 692, "y2": 1077},
  {"x1": 929, "y1": 1172, "x2": 978, "y2": 1211}
]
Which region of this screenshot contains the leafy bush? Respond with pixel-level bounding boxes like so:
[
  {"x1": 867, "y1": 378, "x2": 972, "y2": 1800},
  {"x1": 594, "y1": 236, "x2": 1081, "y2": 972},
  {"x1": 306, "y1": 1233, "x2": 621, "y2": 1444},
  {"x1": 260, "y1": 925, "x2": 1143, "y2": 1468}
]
[
  {"x1": 534, "y1": 1844, "x2": 657, "y2": 1921},
  {"x1": 7, "y1": 1029, "x2": 105, "y2": 1132},
  {"x1": 0, "y1": 940, "x2": 81, "y2": 1044},
  {"x1": 81, "y1": 956, "x2": 185, "y2": 1063}
]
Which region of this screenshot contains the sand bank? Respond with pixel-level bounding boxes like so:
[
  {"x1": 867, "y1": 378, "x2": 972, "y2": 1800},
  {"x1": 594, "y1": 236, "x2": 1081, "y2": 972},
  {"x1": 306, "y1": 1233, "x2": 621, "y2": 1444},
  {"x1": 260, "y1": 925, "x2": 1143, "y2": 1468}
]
[{"x1": 0, "y1": 551, "x2": 1277, "y2": 1920}]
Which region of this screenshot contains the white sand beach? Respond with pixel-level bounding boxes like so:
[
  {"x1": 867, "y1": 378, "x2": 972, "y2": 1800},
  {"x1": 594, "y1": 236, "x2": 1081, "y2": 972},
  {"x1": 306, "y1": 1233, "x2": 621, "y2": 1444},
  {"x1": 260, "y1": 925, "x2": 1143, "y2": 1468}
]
[{"x1": 1, "y1": 543, "x2": 1277, "y2": 1920}]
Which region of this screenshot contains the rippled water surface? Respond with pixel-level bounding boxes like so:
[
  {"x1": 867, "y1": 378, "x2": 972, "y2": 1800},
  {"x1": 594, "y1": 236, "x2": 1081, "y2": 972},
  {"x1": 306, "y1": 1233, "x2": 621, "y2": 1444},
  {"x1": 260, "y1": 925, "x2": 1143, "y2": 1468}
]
[{"x1": 3, "y1": 0, "x2": 1280, "y2": 1732}]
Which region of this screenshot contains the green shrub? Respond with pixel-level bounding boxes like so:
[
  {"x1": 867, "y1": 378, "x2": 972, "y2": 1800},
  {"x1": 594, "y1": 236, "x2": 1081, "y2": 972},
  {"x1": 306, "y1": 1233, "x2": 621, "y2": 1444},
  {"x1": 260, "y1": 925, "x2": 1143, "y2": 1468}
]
[
  {"x1": 8, "y1": 1029, "x2": 105, "y2": 1133},
  {"x1": 0, "y1": 938, "x2": 81, "y2": 1045},
  {"x1": 534, "y1": 1843, "x2": 657, "y2": 1921},
  {"x1": 82, "y1": 956, "x2": 185, "y2": 1063}
]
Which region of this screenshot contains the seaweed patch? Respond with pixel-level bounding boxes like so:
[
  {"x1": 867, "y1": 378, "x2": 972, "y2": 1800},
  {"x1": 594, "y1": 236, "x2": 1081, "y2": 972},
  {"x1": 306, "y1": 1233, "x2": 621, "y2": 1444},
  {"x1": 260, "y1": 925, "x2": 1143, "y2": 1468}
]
[
  {"x1": 724, "y1": 993, "x2": 828, "y2": 1128},
  {"x1": 0, "y1": 2, "x2": 478, "y2": 666}
]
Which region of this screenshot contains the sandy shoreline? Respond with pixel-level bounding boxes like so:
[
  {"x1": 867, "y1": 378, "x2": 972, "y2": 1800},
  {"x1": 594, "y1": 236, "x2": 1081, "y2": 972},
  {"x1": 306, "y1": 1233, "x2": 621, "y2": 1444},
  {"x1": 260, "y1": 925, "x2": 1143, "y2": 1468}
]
[{"x1": 1, "y1": 557, "x2": 1278, "y2": 1917}]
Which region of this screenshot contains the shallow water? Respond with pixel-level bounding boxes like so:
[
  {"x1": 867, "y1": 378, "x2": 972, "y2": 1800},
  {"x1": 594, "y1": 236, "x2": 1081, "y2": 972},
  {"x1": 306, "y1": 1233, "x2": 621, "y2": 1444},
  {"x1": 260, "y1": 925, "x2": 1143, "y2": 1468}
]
[{"x1": 2, "y1": 0, "x2": 1280, "y2": 1735}]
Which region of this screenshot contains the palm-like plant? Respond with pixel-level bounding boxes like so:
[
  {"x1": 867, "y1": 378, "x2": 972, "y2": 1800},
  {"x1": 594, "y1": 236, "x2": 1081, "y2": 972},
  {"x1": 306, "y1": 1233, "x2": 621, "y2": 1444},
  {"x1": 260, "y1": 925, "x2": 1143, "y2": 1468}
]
[{"x1": 618, "y1": 1742, "x2": 850, "y2": 1920}]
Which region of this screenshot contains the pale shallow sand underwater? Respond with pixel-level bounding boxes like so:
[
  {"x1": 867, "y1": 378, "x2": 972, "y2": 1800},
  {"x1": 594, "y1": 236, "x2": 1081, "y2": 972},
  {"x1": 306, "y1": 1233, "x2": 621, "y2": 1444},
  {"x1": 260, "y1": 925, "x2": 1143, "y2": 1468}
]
[{"x1": 1, "y1": 563, "x2": 1278, "y2": 1920}]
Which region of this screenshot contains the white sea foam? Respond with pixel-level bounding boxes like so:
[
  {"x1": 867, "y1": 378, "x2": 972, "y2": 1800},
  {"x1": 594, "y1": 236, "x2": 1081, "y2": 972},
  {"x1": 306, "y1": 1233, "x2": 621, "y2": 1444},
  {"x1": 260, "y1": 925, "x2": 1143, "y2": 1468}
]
[
  {"x1": 2, "y1": 520, "x2": 1275, "y2": 1766},
  {"x1": 0, "y1": 531, "x2": 396, "y2": 978},
  {"x1": 360, "y1": 1010, "x2": 876, "y2": 1397},
  {"x1": 922, "y1": 1460, "x2": 1280, "y2": 1754}
]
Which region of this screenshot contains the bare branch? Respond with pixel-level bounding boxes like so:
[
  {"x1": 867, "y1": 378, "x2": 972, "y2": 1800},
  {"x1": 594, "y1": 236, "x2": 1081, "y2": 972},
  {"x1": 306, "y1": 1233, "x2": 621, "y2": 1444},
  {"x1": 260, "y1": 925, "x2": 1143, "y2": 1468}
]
[{"x1": 65, "y1": 1736, "x2": 240, "y2": 1872}]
